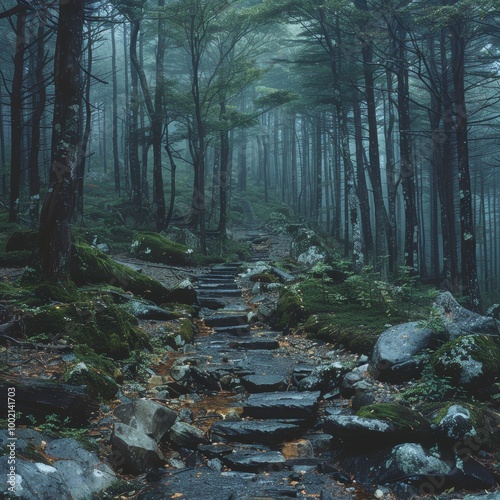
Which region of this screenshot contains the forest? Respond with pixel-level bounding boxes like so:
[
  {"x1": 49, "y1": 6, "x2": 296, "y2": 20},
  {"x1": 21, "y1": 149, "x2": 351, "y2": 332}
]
[{"x1": 1, "y1": 0, "x2": 500, "y2": 498}]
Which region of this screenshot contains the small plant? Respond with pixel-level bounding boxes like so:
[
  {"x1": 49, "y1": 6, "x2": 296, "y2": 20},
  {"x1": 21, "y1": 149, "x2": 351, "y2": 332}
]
[
  {"x1": 397, "y1": 353, "x2": 467, "y2": 404},
  {"x1": 26, "y1": 414, "x2": 93, "y2": 445},
  {"x1": 418, "y1": 306, "x2": 445, "y2": 335}
]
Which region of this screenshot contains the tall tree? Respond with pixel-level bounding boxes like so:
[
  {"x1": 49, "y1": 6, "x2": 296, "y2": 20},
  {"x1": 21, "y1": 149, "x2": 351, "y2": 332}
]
[{"x1": 39, "y1": 0, "x2": 85, "y2": 281}]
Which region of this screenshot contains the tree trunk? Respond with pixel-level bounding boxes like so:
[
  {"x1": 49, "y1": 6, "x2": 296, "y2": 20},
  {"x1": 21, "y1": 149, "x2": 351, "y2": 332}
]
[
  {"x1": 28, "y1": 12, "x2": 46, "y2": 227},
  {"x1": 111, "y1": 24, "x2": 120, "y2": 196},
  {"x1": 356, "y1": 0, "x2": 388, "y2": 277},
  {"x1": 129, "y1": 21, "x2": 142, "y2": 211},
  {"x1": 152, "y1": 0, "x2": 166, "y2": 230},
  {"x1": 450, "y1": 14, "x2": 482, "y2": 311},
  {"x1": 396, "y1": 22, "x2": 418, "y2": 271},
  {"x1": 9, "y1": 6, "x2": 27, "y2": 223},
  {"x1": 39, "y1": 0, "x2": 84, "y2": 281}
]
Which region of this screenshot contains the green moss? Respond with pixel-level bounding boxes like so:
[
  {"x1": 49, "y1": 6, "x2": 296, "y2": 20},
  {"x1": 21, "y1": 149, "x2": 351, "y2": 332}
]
[
  {"x1": 428, "y1": 402, "x2": 500, "y2": 452},
  {"x1": 63, "y1": 361, "x2": 118, "y2": 400},
  {"x1": 432, "y1": 335, "x2": 500, "y2": 386},
  {"x1": 304, "y1": 306, "x2": 405, "y2": 355},
  {"x1": 71, "y1": 241, "x2": 170, "y2": 304},
  {"x1": 272, "y1": 287, "x2": 307, "y2": 330},
  {"x1": 23, "y1": 300, "x2": 149, "y2": 359},
  {"x1": 28, "y1": 281, "x2": 80, "y2": 306},
  {"x1": 179, "y1": 318, "x2": 195, "y2": 343},
  {"x1": 356, "y1": 403, "x2": 431, "y2": 435},
  {"x1": 250, "y1": 273, "x2": 277, "y2": 283},
  {"x1": 130, "y1": 232, "x2": 191, "y2": 265},
  {"x1": 0, "y1": 250, "x2": 31, "y2": 267}
]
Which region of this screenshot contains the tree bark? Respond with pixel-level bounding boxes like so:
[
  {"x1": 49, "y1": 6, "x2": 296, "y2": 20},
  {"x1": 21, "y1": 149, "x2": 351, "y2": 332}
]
[
  {"x1": 39, "y1": 0, "x2": 84, "y2": 281},
  {"x1": 9, "y1": 6, "x2": 27, "y2": 223}
]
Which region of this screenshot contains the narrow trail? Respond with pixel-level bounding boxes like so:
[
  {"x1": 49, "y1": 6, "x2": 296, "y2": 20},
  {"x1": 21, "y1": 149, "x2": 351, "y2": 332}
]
[{"x1": 137, "y1": 229, "x2": 359, "y2": 499}]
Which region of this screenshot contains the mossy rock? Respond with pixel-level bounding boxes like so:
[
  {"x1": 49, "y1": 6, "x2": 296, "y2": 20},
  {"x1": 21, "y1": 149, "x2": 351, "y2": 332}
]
[
  {"x1": 356, "y1": 403, "x2": 431, "y2": 437},
  {"x1": 163, "y1": 317, "x2": 196, "y2": 349},
  {"x1": 0, "y1": 281, "x2": 24, "y2": 301},
  {"x1": 24, "y1": 281, "x2": 81, "y2": 306},
  {"x1": 5, "y1": 230, "x2": 38, "y2": 252},
  {"x1": 130, "y1": 232, "x2": 191, "y2": 265},
  {"x1": 271, "y1": 287, "x2": 307, "y2": 330},
  {"x1": 0, "y1": 250, "x2": 31, "y2": 267},
  {"x1": 63, "y1": 361, "x2": 118, "y2": 400},
  {"x1": 23, "y1": 300, "x2": 149, "y2": 359},
  {"x1": 431, "y1": 335, "x2": 500, "y2": 388},
  {"x1": 249, "y1": 273, "x2": 277, "y2": 284},
  {"x1": 428, "y1": 402, "x2": 500, "y2": 452},
  {"x1": 71, "y1": 241, "x2": 171, "y2": 304},
  {"x1": 304, "y1": 306, "x2": 404, "y2": 355}
]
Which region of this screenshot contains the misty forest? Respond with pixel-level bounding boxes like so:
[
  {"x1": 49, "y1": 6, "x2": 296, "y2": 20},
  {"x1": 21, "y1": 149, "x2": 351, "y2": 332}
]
[{"x1": 2, "y1": 0, "x2": 500, "y2": 498}]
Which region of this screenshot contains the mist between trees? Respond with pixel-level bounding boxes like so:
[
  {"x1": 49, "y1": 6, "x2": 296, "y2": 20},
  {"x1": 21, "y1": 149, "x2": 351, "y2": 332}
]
[{"x1": 1, "y1": 0, "x2": 500, "y2": 311}]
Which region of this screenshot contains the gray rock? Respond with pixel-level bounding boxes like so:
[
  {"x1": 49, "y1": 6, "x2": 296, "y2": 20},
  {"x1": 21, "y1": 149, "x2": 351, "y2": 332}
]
[
  {"x1": 223, "y1": 450, "x2": 286, "y2": 472},
  {"x1": 121, "y1": 300, "x2": 177, "y2": 320},
  {"x1": 168, "y1": 421, "x2": 205, "y2": 448},
  {"x1": 210, "y1": 419, "x2": 302, "y2": 444},
  {"x1": 388, "y1": 443, "x2": 450, "y2": 476},
  {"x1": 434, "y1": 292, "x2": 498, "y2": 340},
  {"x1": 437, "y1": 405, "x2": 477, "y2": 441},
  {"x1": 340, "y1": 371, "x2": 364, "y2": 398},
  {"x1": 240, "y1": 374, "x2": 287, "y2": 393},
  {"x1": 0, "y1": 456, "x2": 71, "y2": 499},
  {"x1": 111, "y1": 422, "x2": 165, "y2": 475},
  {"x1": 297, "y1": 362, "x2": 348, "y2": 392},
  {"x1": 0, "y1": 428, "x2": 45, "y2": 453},
  {"x1": 243, "y1": 391, "x2": 321, "y2": 420},
  {"x1": 324, "y1": 415, "x2": 394, "y2": 437},
  {"x1": 370, "y1": 322, "x2": 434, "y2": 382},
  {"x1": 51, "y1": 458, "x2": 116, "y2": 500},
  {"x1": 114, "y1": 399, "x2": 177, "y2": 443}
]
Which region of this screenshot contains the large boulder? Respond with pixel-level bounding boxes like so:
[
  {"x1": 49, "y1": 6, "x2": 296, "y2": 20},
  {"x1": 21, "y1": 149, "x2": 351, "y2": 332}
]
[
  {"x1": 434, "y1": 292, "x2": 498, "y2": 340},
  {"x1": 431, "y1": 334, "x2": 500, "y2": 389},
  {"x1": 111, "y1": 422, "x2": 165, "y2": 475},
  {"x1": 387, "y1": 443, "x2": 450, "y2": 476},
  {"x1": 436, "y1": 405, "x2": 477, "y2": 442},
  {"x1": 114, "y1": 399, "x2": 177, "y2": 443},
  {"x1": 370, "y1": 322, "x2": 434, "y2": 382}
]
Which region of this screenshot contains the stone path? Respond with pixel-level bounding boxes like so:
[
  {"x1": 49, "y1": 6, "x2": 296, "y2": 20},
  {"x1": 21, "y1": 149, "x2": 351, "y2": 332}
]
[{"x1": 137, "y1": 240, "x2": 360, "y2": 499}]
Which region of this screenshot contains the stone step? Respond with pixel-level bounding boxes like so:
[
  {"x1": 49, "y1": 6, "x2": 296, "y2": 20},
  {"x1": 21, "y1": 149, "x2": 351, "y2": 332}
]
[
  {"x1": 198, "y1": 289, "x2": 242, "y2": 298},
  {"x1": 198, "y1": 276, "x2": 236, "y2": 283},
  {"x1": 197, "y1": 283, "x2": 239, "y2": 290},
  {"x1": 210, "y1": 419, "x2": 303, "y2": 444},
  {"x1": 240, "y1": 374, "x2": 287, "y2": 393},
  {"x1": 204, "y1": 313, "x2": 249, "y2": 328},
  {"x1": 222, "y1": 449, "x2": 286, "y2": 473},
  {"x1": 242, "y1": 391, "x2": 321, "y2": 420},
  {"x1": 227, "y1": 338, "x2": 280, "y2": 350},
  {"x1": 213, "y1": 324, "x2": 251, "y2": 336},
  {"x1": 197, "y1": 297, "x2": 226, "y2": 309}
]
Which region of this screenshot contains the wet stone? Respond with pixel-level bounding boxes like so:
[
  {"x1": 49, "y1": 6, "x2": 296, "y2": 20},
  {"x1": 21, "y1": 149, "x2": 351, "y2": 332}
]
[
  {"x1": 210, "y1": 419, "x2": 303, "y2": 444},
  {"x1": 214, "y1": 324, "x2": 251, "y2": 336},
  {"x1": 243, "y1": 391, "x2": 321, "y2": 420},
  {"x1": 204, "y1": 313, "x2": 249, "y2": 327},
  {"x1": 223, "y1": 449, "x2": 286, "y2": 472},
  {"x1": 228, "y1": 338, "x2": 280, "y2": 350},
  {"x1": 241, "y1": 374, "x2": 287, "y2": 393}
]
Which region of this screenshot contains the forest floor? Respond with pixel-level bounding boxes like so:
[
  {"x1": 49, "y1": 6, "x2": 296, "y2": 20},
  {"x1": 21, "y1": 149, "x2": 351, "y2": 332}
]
[{"x1": 1, "y1": 226, "x2": 499, "y2": 500}]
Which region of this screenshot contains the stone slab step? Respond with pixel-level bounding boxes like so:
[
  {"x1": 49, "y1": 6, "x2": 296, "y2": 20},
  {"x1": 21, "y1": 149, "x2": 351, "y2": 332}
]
[
  {"x1": 227, "y1": 338, "x2": 280, "y2": 350},
  {"x1": 222, "y1": 449, "x2": 286, "y2": 473},
  {"x1": 198, "y1": 289, "x2": 242, "y2": 298},
  {"x1": 198, "y1": 297, "x2": 226, "y2": 309},
  {"x1": 204, "y1": 313, "x2": 249, "y2": 327},
  {"x1": 214, "y1": 324, "x2": 251, "y2": 336},
  {"x1": 210, "y1": 419, "x2": 303, "y2": 444},
  {"x1": 240, "y1": 374, "x2": 287, "y2": 393},
  {"x1": 197, "y1": 283, "x2": 239, "y2": 290},
  {"x1": 242, "y1": 391, "x2": 321, "y2": 420}
]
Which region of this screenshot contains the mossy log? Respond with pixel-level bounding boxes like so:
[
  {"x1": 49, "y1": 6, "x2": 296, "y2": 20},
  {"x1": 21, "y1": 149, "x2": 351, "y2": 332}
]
[
  {"x1": 70, "y1": 241, "x2": 171, "y2": 304},
  {"x1": 0, "y1": 375, "x2": 98, "y2": 424}
]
